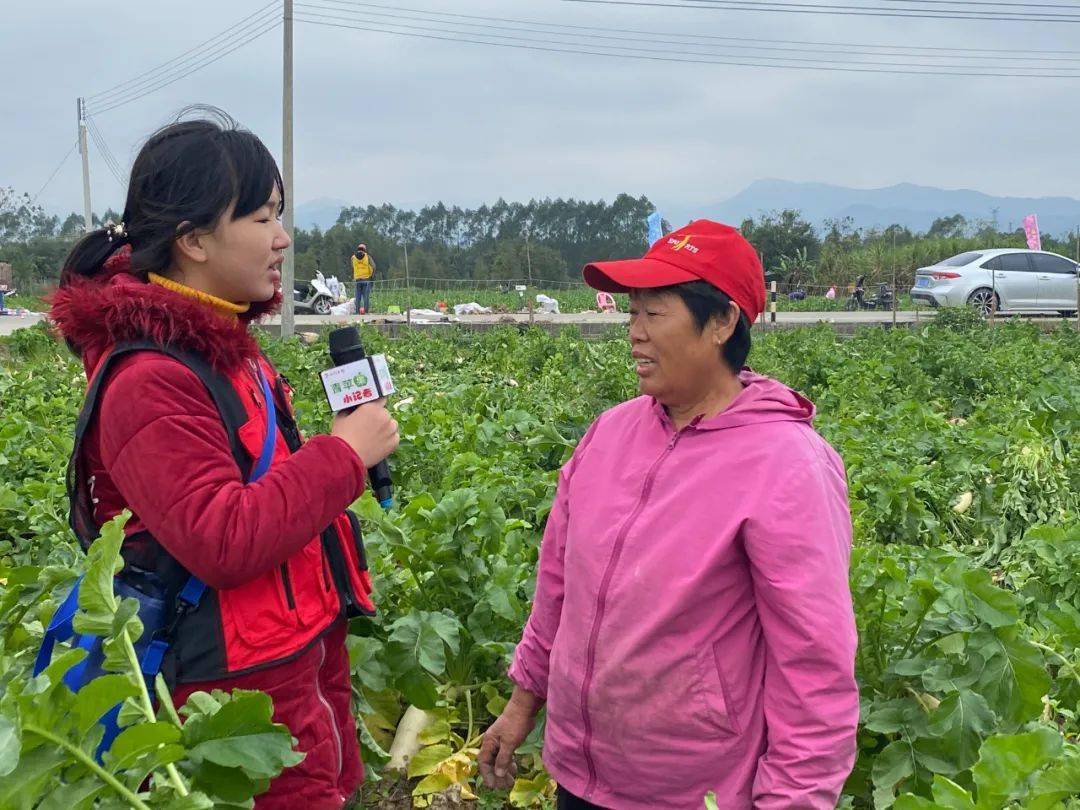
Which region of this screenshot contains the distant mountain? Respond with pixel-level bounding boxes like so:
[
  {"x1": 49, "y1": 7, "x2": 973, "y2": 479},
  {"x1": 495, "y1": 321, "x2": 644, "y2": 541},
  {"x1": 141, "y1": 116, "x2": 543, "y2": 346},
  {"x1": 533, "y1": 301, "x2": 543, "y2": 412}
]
[
  {"x1": 676, "y1": 179, "x2": 1080, "y2": 236},
  {"x1": 294, "y1": 197, "x2": 348, "y2": 231}
]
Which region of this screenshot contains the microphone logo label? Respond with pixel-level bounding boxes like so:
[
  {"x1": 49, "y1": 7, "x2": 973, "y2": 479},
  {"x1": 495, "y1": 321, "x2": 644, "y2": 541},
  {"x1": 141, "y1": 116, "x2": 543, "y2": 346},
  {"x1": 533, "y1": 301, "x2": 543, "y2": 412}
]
[{"x1": 321, "y1": 355, "x2": 395, "y2": 412}]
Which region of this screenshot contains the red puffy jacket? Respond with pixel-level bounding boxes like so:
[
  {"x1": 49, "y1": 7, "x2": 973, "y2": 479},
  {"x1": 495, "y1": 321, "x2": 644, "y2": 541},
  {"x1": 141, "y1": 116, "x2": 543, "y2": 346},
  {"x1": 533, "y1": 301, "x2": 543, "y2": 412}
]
[{"x1": 50, "y1": 254, "x2": 369, "y2": 808}]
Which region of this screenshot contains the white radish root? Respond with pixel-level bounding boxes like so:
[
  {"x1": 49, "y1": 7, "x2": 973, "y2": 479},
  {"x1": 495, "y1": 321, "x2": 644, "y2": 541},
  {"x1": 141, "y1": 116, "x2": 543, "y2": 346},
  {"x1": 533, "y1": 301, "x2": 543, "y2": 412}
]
[
  {"x1": 952, "y1": 491, "x2": 974, "y2": 514},
  {"x1": 386, "y1": 705, "x2": 431, "y2": 771}
]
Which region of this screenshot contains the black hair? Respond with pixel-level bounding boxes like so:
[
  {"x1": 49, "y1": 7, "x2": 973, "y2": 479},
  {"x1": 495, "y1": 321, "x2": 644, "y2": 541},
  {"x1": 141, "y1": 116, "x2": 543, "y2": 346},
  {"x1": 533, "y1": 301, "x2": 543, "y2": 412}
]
[
  {"x1": 662, "y1": 280, "x2": 752, "y2": 370},
  {"x1": 60, "y1": 106, "x2": 284, "y2": 285}
]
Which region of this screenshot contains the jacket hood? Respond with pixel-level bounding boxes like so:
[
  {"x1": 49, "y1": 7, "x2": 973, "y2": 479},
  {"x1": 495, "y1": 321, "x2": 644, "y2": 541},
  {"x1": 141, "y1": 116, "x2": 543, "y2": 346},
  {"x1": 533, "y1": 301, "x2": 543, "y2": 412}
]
[
  {"x1": 650, "y1": 368, "x2": 816, "y2": 432},
  {"x1": 49, "y1": 245, "x2": 279, "y2": 375}
]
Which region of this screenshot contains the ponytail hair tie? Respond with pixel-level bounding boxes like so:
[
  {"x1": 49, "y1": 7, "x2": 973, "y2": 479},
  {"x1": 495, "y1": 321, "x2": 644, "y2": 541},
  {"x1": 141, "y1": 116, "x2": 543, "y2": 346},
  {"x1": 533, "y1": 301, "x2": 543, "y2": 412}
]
[{"x1": 104, "y1": 220, "x2": 128, "y2": 242}]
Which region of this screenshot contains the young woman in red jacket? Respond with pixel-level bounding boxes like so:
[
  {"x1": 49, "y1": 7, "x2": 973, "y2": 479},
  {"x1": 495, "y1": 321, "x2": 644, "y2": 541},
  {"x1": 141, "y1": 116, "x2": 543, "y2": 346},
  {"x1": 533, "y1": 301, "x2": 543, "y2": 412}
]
[{"x1": 49, "y1": 109, "x2": 398, "y2": 809}]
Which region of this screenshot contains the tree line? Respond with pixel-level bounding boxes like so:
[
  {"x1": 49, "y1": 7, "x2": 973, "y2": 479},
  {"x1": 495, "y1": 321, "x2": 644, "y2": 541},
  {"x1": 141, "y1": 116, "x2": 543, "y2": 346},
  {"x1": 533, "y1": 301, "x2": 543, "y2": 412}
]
[{"x1": 3, "y1": 185, "x2": 1076, "y2": 292}]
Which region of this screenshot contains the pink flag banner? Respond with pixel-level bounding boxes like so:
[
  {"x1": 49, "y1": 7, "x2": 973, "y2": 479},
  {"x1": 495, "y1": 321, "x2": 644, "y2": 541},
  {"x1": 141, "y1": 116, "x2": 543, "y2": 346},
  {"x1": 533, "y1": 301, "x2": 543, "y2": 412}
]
[{"x1": 1022, "y1": 214, "x2": 1041, "y2": 251}]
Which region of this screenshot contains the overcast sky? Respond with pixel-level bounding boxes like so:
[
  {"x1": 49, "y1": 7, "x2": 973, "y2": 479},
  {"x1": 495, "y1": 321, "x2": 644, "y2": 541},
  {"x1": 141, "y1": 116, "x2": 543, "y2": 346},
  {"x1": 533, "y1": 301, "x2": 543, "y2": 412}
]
[{"x1": 2, "y1": 0, "x2": 1077, "y2": 221}]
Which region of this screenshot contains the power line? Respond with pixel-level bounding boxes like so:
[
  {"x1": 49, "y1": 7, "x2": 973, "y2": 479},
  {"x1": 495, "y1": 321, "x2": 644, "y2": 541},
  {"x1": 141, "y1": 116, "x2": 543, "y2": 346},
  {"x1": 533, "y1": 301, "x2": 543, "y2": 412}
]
[
  {"x1": 87, "y1": 2, "x2": 281, "y2": 104},
  {"x1": 31, "y1": 140, "x2": 79, "y2": 205},
  {"x1": 293, "y1": 15, "x2": 1080, "y2": 76},
  {"x1": 88, "y1": 132, "x2": 124, "y2": 186},
  {"x1": 560, "y1": 0, "x2": 1080, "y2": 23},
  {"x1": 87, "y1": 11, "x2": 281, "y2": 113},
  {"x1": 695, "y1": 0, "x2": 1080, "y2": 8},
  {"x1": 89, "y1": 18, "x2": 283, "y2": 115},
  {"x1": 86, "y1": 117, "x2": 121, "y2": 177},
  {"x1": 86, "y1": 116, "x2": 126, "y2": 186},
  {"x1": 683, "y1": 0, "x2": 1080, "y2": 16},
  {"x1": 89, "y1": 121, "x2": 124, "y2": 183},
  {"x1": 295, "y1": 11, "x2": 1080, "y2": 74},
  {"x1": 301, "y1": 1, "x2": 1080, "y2": 63},
  {"x1": 308, "y1": 0, "x2": 1080, "y2": 58}
]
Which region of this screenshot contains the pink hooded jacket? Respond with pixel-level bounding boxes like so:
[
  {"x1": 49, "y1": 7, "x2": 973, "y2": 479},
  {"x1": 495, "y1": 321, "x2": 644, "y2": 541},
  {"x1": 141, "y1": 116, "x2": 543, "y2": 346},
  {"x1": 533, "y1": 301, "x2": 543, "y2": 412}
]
[{"x1": 508, "y1": 371, "x2": 859, "y2": 809}]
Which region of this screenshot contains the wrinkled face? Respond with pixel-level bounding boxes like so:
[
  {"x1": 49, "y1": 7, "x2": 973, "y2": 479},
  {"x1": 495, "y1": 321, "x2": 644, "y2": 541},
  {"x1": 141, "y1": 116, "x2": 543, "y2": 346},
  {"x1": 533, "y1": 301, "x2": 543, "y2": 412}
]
[
  {"x1": 628, "y1": 288, "x2": 730, "y2": 404},
  {"x1": 198, "y1": 187, "x2": 290, "y2": 303}
]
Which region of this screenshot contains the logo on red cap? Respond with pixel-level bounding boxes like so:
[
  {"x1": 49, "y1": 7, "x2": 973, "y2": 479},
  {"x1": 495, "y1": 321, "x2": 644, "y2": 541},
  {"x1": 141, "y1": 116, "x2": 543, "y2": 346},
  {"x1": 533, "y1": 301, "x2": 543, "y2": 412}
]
[{"x1": 669, "y1": 235, "x2": 700, "y2": 254}]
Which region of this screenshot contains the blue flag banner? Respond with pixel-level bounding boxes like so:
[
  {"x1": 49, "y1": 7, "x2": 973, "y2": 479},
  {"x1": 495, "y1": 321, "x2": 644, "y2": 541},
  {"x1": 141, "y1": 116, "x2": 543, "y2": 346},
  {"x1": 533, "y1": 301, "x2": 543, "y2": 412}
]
[{"x1": 647, "y1": 211, "x2": 663, "y2": 246}]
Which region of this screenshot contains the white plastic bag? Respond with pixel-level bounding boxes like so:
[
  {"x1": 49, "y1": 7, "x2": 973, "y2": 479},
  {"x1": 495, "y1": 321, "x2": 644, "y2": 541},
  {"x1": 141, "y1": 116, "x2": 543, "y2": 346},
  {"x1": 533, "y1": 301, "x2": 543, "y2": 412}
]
[{"x1": 535, "y1": 294, "x2": 560, "y2": 314}]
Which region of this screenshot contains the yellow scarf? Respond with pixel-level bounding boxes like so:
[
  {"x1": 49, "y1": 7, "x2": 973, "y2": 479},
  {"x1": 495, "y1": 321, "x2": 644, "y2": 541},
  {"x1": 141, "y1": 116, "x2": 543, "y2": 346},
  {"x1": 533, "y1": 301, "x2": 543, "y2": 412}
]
[{"x1": 148, "y1": 273, "x2": 250, "y2": 318}]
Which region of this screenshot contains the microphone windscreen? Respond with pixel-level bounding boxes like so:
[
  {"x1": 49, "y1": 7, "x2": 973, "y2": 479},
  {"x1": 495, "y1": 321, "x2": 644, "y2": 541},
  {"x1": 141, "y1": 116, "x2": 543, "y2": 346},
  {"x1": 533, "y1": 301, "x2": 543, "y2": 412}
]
[{"x1": 328, "y1": 326, "x2": 366, "y2": 366}]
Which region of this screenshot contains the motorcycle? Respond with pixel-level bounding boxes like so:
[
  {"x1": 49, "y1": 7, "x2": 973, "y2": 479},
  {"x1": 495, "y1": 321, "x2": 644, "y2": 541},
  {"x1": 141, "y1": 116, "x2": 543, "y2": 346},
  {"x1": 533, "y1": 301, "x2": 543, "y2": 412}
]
[
  {"x1": 293, "y1": 272, "x2": 338, "y2": 315},
  {"x1": 844, "y1": 277, "x2": 894, "y2": 310},
  {"x1": 868, "y1": 283, "x2": 895, "y2": 310}
]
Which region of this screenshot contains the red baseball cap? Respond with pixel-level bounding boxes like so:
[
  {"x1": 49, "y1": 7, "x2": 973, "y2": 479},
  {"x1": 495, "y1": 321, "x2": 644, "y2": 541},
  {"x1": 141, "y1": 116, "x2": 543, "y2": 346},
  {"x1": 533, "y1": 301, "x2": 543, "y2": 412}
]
[{"x1": 583, "y1": 219, "x2": 766, "y2": 324}]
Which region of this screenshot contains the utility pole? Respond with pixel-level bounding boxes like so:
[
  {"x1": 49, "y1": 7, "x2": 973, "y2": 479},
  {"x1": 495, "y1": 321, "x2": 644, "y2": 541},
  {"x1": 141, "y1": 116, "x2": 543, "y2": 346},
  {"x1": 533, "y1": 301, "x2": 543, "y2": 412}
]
[
  {"x1": 281, "y1": 0, "x2": 295, "y2": 337},
  {"x1": 404, "y1": 242, "x2": 412, "y2": 328},
  {"x1": 892, "y1": 231, "x2": 897, "y2": 326},
  {"x1": 524, "y1": 228, "x2": 533, "y2": 286},
  {"x1": 77, "y1": 98, "x2": 93, "y2": 233},
  {"x1": 524, "y1": 227, "x2": 534, "y2": 326}
]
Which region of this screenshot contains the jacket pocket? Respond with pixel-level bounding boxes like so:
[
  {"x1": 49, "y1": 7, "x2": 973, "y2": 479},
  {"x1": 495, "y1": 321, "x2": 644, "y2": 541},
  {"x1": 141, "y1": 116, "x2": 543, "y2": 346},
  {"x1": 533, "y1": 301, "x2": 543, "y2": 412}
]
[
  {"x1": 219, "y1": 567, "x2": 293, "y2": 646},
  {"x1": 286, "y1": 537, "x2": 339, "y2": 627},
  {"x1": 697, "y1": 641, "x2": 742, "y2": 736}
]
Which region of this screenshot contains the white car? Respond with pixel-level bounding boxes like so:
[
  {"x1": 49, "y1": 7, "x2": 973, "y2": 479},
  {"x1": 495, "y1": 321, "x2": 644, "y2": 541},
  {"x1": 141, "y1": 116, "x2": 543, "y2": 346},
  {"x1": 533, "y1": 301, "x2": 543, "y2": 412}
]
[{"x1": 910, "y1": 249, "x2": 1078, "y2": 316}]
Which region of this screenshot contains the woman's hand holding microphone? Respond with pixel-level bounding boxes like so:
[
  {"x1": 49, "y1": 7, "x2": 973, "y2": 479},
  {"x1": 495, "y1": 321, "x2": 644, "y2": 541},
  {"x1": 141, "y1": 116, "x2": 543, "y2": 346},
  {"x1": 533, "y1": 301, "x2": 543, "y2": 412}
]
[{"x1": 331, "y1": 399, "x2": 399, "y2": 467}]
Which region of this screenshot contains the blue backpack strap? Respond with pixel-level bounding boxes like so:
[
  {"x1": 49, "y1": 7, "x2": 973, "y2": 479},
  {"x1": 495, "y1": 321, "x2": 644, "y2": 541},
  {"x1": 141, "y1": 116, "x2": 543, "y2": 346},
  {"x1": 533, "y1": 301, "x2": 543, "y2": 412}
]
[
  {"x1": 33, "y1": 578, "x2": 100, "y2": 691},
  {"x1": 251, "y1": 367, "x2": 277, "y2": 482},
  {"x1": 65, "y1": 634, "x2": 99, "y2": 692},
  {"x1": 33, "y1": 575, "x2": 83, "y2": 678}
]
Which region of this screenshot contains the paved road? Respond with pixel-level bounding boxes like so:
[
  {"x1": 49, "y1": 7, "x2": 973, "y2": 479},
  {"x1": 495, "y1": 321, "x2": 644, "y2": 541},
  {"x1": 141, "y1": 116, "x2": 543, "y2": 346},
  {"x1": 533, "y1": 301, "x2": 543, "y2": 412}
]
[
  {"x1": 267, "y1": 309, "x2": 939, "y2": 329},
  {"x1": 7, "y1": 308, "x2": 1074, "y2": 339},
  {"x1": 0, "y1": 312, "x2": 44, "y2": 337}
]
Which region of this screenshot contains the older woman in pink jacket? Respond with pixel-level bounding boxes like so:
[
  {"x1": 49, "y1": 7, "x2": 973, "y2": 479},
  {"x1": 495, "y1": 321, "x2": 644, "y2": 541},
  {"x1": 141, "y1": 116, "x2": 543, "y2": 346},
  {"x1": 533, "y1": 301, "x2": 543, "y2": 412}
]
[{"x1": 479, "y1": 221, "x2": 859, "y2": 810}]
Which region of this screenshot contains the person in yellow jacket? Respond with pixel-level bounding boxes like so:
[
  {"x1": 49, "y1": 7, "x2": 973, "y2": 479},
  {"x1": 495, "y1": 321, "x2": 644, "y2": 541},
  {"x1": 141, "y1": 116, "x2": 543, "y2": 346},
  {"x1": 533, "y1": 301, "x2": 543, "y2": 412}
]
[{"x1": 351, "y1": 244, "x2": 376, "y2": 314}]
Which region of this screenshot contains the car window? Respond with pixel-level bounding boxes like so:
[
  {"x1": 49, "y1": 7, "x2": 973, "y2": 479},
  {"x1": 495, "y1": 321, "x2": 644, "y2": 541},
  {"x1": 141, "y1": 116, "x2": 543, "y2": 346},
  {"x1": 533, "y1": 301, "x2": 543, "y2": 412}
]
[
  {"x1": 981, "y1": 256, "x2": 1002, "y2": 271},
  {"x1": 939, "y1": 251, "x2": 984, "y2": 267},
  {"x1": 998, "y1": 253, "x2": 1033, "y2": 272},
  {"x1": 1030, "y1": 253, "x2": 1078, "y2": 274}
]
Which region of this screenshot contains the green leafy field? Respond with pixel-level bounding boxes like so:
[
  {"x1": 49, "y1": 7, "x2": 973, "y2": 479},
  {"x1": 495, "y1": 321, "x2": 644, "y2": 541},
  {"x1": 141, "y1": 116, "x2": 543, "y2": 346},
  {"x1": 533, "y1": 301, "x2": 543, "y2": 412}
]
[{"x1": 1, "y1": 311, "x2": 1078, "y2": 808}]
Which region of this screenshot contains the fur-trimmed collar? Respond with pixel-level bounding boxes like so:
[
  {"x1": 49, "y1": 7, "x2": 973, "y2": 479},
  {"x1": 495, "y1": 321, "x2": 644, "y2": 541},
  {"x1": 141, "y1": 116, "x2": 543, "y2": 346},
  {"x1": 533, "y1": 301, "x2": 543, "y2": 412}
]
[{"x1": 49, "y1": 246, "x2": 281, "y2": 375}]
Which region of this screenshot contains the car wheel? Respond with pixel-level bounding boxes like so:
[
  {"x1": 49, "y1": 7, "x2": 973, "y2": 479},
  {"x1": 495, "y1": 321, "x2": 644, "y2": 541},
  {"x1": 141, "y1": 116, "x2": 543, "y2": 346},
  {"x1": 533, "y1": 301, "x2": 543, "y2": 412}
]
[
  {"x1": 966, "y1": 288, "x2": 999, "y2": 317},
  {"x1": 313, "y1": 296, "x2": 332, "y2": 315}
]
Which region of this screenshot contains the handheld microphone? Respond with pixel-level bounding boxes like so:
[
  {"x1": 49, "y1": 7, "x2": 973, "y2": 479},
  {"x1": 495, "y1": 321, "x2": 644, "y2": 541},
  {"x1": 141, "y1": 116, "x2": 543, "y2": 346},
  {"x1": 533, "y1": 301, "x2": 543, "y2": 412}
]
[{"x1": 326, "y1": 326, "x2": 394, "y2": 510}]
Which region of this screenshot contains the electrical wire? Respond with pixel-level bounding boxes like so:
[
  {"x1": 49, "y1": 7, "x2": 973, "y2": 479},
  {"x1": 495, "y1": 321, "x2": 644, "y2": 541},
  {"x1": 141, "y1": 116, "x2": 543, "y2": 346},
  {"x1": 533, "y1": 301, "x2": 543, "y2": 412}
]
[
  {"x1": 294, "y1": 12, "x2": 1080, "y2": 76},
  {"x1": 309, "y1": 0, "x2": 1080, "y2": 57},
  {"x1": 87, "y1": 2, "x2": 281, "y2": 104},
  {"x1": 31, "y1": 141, "x2": 79, "y2": 205},
  {"x1": 560, "y1": 0, "x2": 1080, "y2": 24},
  {"x1": 86, "y1": 116, "x2": 126, "y2": 186},
  {"x1": 301, "y1": 1, "x2": 1080, "y2": 64},
  {"x1": 89, "y1": 17, "x2": 283, "y2": 115}
]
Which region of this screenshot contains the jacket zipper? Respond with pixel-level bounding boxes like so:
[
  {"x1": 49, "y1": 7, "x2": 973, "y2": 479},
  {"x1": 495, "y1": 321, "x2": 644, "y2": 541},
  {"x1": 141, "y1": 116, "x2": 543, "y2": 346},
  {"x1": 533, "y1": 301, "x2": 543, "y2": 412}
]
[
  {"x1": 321, "y1": 551, "x2": 334, "y2": 592},
  {"x1": 280, "y1": 564, "x2": 296, "y2": 610},
  {"x1": 314, "y1": 638, "x2": 345, "y2": 781},
  {"x1": 579, "y1": 429, "x2": 685, "y2": 798}
]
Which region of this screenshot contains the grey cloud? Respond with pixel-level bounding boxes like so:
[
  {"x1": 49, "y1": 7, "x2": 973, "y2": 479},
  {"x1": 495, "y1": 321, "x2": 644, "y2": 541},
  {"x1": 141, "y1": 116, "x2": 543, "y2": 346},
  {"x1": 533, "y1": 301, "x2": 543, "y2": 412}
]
[{"x1": 2, "y1": 0, "x2": 1076, "y2": 219}]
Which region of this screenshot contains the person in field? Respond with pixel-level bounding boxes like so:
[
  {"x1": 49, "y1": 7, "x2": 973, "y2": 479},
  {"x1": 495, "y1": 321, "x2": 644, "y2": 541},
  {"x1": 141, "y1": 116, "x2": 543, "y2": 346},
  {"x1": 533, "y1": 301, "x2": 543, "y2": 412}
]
[
  {"x1": 480, "y1": 221, "x2": 859, "y2": 809},
  {"x1": 352, "y1": 243, "x2": 375, "y2": 314},
  {"x1": 49, "y1": 109, "x2": 399, "y2": 809}
]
